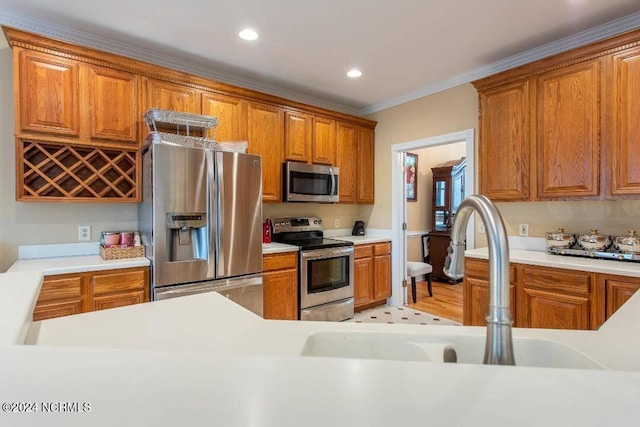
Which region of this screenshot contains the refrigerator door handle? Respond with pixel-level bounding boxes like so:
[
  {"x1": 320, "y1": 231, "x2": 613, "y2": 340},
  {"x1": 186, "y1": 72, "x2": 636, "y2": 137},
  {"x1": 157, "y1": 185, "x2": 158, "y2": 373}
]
[
  {"x1": 215, "y1": 151, "x2": 225, "y2": 277},
  {"x1": 206, "y1": 150, "x2": 216, "y2": 278}
]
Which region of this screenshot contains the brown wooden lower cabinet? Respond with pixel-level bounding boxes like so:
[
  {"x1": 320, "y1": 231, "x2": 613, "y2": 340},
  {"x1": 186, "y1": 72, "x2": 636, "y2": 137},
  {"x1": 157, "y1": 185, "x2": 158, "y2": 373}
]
[
  {"x1": 463, "y1": 258, "x2": 516, "y2": 326},
  {"x1": 463, "y1": 258, "x2": 637, "y2": 330},
  {"x1": 262, "y1": 252, "x2": 298, "y2": 320},
  {"x1": 354, "y1": 241, "x2": 391, "y2": 311},
  {"x1": 33, "y1": 267, "x2": 149, "y2": 321}
]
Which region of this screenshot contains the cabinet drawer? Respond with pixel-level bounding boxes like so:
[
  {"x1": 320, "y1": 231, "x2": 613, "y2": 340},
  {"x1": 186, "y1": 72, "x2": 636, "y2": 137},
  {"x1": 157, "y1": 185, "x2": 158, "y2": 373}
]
[
  {"x1": 520, "y1": 265, "x2": 591, "y2": 296},
  {"x1": 374, "y1": 242, "x2": 391, "y2": 256},
  {"x1": 354, "y1": 244, "x2": 373, "y2": 259},
  {"x1": 263, "y1": 252, "x2": 297, "y2": 272},
  {"x1": 37, "y1": 276, "x2": 83, "y2": 303},
  {"x1": 92, "y1": 268, "x2": 147, "y2": 295},
  {"x1": 465, "y1": 258, "x2": 516, "y2": 281}
]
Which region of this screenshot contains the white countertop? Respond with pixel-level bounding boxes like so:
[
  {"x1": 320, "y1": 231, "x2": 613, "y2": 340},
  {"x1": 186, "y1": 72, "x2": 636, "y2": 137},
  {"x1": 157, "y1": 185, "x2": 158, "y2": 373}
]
[
  {"x1": 2, "y1": 266, "x2": 640, "y2": 425},
  {"x1": 466, "y1": 247, "x2": 640, "y2": 277},
  {"x1": 8, "y1": 255, "x2": 150, "y2": 275},
  {"x1": 262, "y1": 242, "x2": 299, "y2": 254}
]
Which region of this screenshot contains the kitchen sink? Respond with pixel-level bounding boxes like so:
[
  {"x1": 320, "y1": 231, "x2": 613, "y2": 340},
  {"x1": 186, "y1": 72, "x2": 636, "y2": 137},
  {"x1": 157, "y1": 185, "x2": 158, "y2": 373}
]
[{"x1": 300, "y1": 331, "x2": 604, "y2": 370}]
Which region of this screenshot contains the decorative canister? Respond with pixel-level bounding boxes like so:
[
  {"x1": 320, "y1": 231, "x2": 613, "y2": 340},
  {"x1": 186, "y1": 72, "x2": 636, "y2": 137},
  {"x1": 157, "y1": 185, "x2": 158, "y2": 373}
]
[
  {"x1": 102, "y1": 231, "x2": 120, "y2": 246},
  {"x1": 120, "y1": 231, "x2": 134, "y2": 247}
]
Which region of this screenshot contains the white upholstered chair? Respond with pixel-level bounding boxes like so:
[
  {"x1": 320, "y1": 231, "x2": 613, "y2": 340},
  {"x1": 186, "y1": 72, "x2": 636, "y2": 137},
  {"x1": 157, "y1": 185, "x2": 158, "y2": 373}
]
[{"x1": 406, "y1": 234, "x2": 433, "y2": 303}]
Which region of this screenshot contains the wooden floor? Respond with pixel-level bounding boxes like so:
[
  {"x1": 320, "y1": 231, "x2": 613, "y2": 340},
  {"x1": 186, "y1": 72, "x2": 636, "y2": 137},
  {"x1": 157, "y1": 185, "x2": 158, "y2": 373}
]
[{"x1": 407, "y1": 279, "x2": 463, "y2": 323}]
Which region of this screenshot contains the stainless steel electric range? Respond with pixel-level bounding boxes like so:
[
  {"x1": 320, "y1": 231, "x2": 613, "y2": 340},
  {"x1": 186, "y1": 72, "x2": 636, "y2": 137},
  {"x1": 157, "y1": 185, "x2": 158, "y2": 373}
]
[{"x1": 271, "y1": 217, "x2": 354, "y2": 321}]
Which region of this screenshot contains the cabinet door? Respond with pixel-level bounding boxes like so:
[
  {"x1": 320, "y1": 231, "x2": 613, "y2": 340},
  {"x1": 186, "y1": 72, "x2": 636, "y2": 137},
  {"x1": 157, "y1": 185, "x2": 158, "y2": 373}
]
[
  {"x1": 90, "y1": 267, "x2": 149, "y2": 311},
  {"x1": 144, "y1": 79, "x2": 200, "y2": 114},
  {"x1": 336, "y1": 122, "x2": 356, "y2": 203},
  {"x1": 93, "y1": 291, "x2": 146, "y2": 311},
  {"x1": 356, "y1": 127, "x2": 375, "y2": 203},
  {"x1": 202, "y1": 93, "x2": 246, "y2": 141},
  {"x1": 18, "y1": 49, "x2": 79, "y2": 136},
  {"x1": 263, "y1": 269, "x2": 298, "y2": 320},
  {"x1": 33, "y1": 275, "x2": 84, "y2": 321},
  {"x1": 312, "y1": 117, "x2": 336, "y2": 165},
  {"x1": 463, "y1": 259, "x2": 516, "y2": 326},
  {"x1": 354, "y1": 256, "x2": 374, "y2": 308},
  {"x1": 602, "y1": 275, "x2": 640, "y2": 318},
  {"x1": 610, "y1": 47, "x2": 640, "y2": 196},
  {"x1": 536, "y1": 60, "x2": 600, "y2": 198},
  {"x1": 478, "y1": 81, "x2": 530, "y2": 200},
  {"x1": 247, "y1": 102, "x2": 284, "y2": 202},
  {"x1": 373, "y1": 254, "x2": 391, "y2": 301},
  {"x1": 85, "y1": 65, "x2": 138, "y2": 143},
  {"x1": 517, "y1": 265, "x2": 595, "y2": 329},
  {"x1": 284, "y1": 111, "x2": 312, "y2": 163}
]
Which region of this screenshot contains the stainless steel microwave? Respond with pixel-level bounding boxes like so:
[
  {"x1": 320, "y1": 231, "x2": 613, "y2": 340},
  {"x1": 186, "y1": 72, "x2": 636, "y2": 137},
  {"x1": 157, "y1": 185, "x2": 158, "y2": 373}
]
[{"x1": 283, "y1": 162, "x2": 339, "y2": 203}]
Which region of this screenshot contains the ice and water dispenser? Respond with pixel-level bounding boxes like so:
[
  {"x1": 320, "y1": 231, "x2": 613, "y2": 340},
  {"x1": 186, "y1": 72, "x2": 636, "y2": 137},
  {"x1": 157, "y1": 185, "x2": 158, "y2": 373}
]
[{"x1": 166, "y1": 213, "x2": 208, "y2": 261}]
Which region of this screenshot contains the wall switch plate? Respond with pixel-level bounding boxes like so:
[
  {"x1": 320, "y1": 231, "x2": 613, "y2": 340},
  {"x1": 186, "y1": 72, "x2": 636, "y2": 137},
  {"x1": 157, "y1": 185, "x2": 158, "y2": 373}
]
[
  {"x1": 334, "y1": 219, "x2": 340, "y2": 228},
  {"x1": 519, "y1": 223, "x2": 529, "y2": 237},
  {"x1": 478, "y1": 222, "x2": 485, "y2": 234},
  {"x1": 78, "y1": 225, "x2": 91, "y2": 241}
]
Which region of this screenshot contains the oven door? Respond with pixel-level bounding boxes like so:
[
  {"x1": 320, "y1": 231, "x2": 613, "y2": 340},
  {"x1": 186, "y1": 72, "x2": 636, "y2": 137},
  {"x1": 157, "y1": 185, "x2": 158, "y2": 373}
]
[
  {"x1": 300, "y1": 246, "x2": 354, "y2": 310},
  {"x1": 284, "y1": 162, "x2": 339, "y2": 203}
]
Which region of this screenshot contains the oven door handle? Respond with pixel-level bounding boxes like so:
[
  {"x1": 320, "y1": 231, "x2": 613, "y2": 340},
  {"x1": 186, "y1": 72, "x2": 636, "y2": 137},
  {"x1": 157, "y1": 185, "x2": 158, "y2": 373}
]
[{"x1": 301, "y1": 246, "x2": 354, "y2": 261}]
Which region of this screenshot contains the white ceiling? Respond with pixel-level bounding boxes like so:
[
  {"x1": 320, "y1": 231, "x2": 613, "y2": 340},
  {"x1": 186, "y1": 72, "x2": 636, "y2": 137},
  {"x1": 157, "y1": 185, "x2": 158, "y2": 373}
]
[{"x1": 1, "y1": 0, "x2": 640, "y2": 116}]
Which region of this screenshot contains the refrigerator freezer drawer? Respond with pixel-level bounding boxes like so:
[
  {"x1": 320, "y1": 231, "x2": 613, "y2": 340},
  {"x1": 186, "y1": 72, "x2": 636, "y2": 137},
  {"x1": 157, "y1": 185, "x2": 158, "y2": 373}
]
[{"x1": 154, "y1": 274, "x2": 263, "y2": 317}]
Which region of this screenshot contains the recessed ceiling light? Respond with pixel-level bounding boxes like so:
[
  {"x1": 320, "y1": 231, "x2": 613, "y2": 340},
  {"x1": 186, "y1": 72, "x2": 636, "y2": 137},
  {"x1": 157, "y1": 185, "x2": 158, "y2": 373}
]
[
  {"x1": 239, "y1": 29, "x2": 259, "y2": 41},
  {"x1": 347, "y1": 69, "x2": 362, "y2": 78}
]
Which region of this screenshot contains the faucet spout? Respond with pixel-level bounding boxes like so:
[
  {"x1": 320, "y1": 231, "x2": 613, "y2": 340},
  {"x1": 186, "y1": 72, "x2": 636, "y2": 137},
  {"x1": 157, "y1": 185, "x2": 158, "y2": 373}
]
[{"x1": 444, "y1": 194, "x2": 515, "y2": 366}]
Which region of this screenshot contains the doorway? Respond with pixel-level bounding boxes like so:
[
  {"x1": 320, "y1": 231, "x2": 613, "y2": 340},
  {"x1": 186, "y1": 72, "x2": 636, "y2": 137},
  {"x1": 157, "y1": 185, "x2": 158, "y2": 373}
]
[{"x1": 388, "y1": 129, "x2": 475, "y2": 307}]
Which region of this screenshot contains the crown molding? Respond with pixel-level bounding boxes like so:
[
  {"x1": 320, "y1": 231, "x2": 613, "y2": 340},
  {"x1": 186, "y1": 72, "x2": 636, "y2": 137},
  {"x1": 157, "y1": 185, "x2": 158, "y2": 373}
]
[
  {"x1": 359, "y1": 10, "x2": 640, "y2": 116},
  {"x1": 0, "y1": 8, "x2": 362, "y2": 116}
]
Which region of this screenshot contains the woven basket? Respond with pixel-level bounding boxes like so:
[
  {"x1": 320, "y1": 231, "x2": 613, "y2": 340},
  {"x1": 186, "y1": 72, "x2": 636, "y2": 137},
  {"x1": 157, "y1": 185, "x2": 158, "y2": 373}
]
[{"x1": 100, "y1": 244, "x2": 145, "y2": 260}]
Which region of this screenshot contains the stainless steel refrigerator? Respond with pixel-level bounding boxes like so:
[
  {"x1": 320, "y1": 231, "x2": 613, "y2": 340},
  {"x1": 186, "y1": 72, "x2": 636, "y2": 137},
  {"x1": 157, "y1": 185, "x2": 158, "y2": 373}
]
[{"x1": 139, "y1": 139, "x2": 263, "y2": 316}]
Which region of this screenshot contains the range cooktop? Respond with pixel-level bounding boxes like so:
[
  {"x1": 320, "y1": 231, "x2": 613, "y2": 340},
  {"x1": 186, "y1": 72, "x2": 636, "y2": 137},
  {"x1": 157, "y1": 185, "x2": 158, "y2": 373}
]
[{"x1": 547, "y1": 246, "x2": 640, "y2": 262}]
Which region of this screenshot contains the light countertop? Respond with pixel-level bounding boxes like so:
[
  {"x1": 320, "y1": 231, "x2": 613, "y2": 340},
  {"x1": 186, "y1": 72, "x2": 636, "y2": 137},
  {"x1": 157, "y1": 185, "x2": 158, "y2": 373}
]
[
  {"x1": 2, "y1": 267, "x2": 640, "y2": 425},
  {"x1": 466, "y1": 247, "x2": 640, "y2": 277},
  {"x1": 8, "y1": 255, "x2": 150, "y2": 275},
  {"x1": 262, "y1": 242, "x2": 299, "y2": 254}
]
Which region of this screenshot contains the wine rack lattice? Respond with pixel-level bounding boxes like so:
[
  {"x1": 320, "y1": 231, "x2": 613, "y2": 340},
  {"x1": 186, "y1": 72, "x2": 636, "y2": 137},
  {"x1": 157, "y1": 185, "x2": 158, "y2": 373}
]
[{"x1": 20, "y1": 140, "x2": 138, "y2": 201}]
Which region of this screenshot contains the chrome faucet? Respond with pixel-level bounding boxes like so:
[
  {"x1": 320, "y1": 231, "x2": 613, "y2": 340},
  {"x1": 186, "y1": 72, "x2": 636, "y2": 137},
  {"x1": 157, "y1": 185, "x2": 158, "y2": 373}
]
[{"x1": 444, "y1": 195, "x2": 515, "y2": 365}]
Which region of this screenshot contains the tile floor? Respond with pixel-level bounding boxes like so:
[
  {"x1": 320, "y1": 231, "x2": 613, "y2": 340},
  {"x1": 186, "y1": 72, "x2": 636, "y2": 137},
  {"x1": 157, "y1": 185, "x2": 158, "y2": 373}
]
[{"x1": 349, "y1": 305, "x2": 461, "y2": 326}]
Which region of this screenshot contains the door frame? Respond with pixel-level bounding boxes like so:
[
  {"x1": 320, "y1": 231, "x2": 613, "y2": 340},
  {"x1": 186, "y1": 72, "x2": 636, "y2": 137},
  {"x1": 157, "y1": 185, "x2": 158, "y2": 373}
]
[{"x1": 389, "y1": 128, "x2": 476, "y2": 307}]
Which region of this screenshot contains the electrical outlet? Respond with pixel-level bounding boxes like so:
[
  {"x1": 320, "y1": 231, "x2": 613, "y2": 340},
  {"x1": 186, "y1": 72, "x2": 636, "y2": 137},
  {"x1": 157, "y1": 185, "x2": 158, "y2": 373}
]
[
  {"x1": 78, "y1": 225, "x2": 91, "y2": 241},
  {"x1": 334, "y1": 219, "x2": 340, "y2": 228},
  {"x1": 519, "y1": 223, "x2": 529, "y2": 237},
  {"x1": 478, "y1": 222, "x2": 485, "y2": 234}
]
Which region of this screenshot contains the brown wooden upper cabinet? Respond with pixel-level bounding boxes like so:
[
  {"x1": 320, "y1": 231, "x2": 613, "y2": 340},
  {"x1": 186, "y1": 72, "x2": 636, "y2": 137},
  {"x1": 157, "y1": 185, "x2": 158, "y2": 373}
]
[
  {"x1": 357, "y1": 126, "x2": 375, "y2": 204},
  {"x1": 535, "y1": 60, "x2": 601, "y2": 199},
  {"x1": 478, "y1": 81, "x2": 530, "y2": 201},
  {"x1": 16, "y1": 48, "x2": 139, "y2": 147},
  {"x1": 201, "y1": 92, "x2": 247, "y2": 141},
  {"x1": 610, "y1": 45, "x2": 640, "y2": 197},
  {"x1": 247, "y1": 101, "x2": 284, "y2": 202},
  {"x1": 284, "y1": 110, "x2": 313, "y2": 163},
  {"x1": 312, "y1": 117, "x2": 336, "y2": 165},
  {"x1": 473, "y1": 29, "x2": 640, "y2": 201},
  {"x1": 17, "y1": 49, "x2": 80, "y2": 138},
  {"x1": 336, "y1": 122, "x2": 357, "y2": 203},
  {"x1": 85, "y1": 65, "x2": 138, "y2": 144}
]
